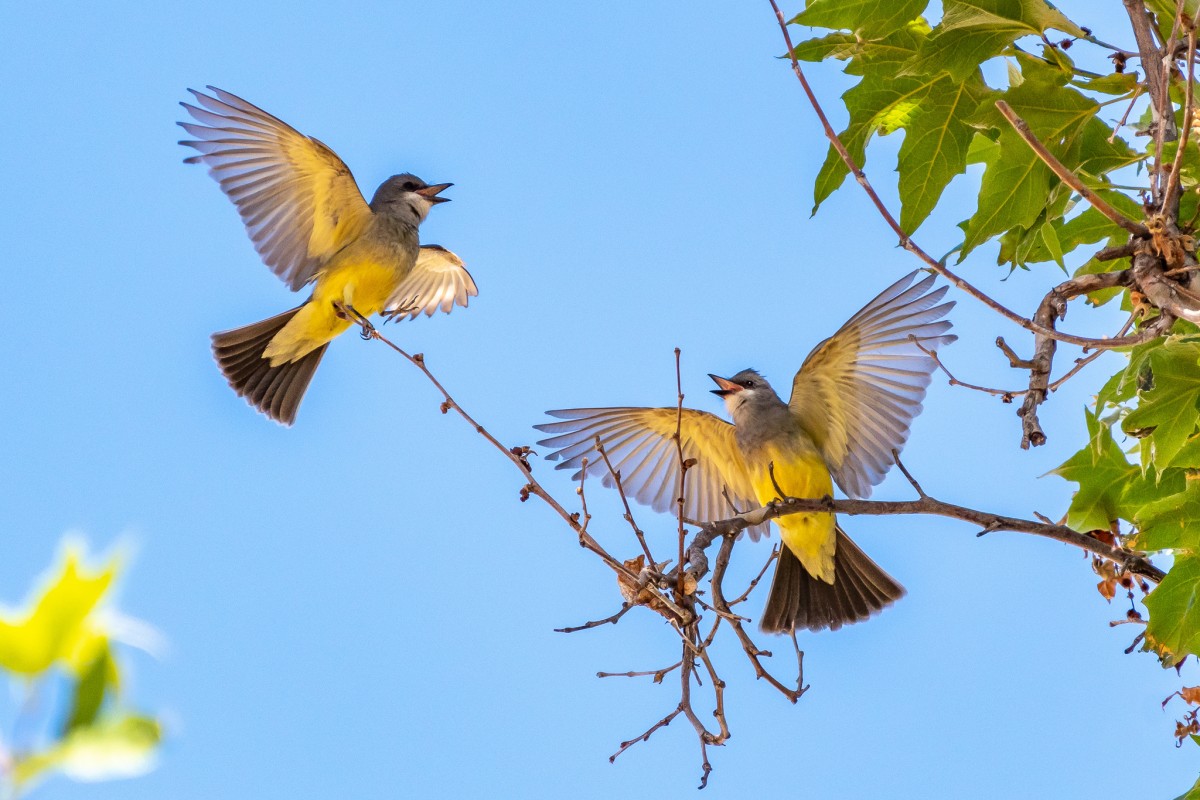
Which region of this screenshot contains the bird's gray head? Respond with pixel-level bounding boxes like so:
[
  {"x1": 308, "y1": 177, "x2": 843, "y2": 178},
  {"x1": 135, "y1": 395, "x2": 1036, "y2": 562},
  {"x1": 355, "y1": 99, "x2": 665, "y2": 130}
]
[
  {"x1": 709, "y1": 369, "x2": 784, "y2": 420},
  {"x1": 370, "y1": 173, "x2": 452, "y2": 224}
]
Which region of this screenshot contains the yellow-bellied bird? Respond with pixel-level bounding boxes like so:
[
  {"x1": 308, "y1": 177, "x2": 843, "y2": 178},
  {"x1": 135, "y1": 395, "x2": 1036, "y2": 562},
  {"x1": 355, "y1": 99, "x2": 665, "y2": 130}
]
[
  {"x1": 179, "y1": 87, "x2": 476, "y2": 425},
  {"x1": 535, "y1": 272, "x2": 954, "y2": 633}
]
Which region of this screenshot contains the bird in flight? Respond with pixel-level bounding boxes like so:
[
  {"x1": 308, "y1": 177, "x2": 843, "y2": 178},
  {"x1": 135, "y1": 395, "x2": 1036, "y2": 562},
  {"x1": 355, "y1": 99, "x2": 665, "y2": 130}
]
[
  {"x1": 535, "y1": 272, "x2": 955, "y2": 633},
  {"x1": 180, "y1": 86, "x2": 476, "y2": 424}
]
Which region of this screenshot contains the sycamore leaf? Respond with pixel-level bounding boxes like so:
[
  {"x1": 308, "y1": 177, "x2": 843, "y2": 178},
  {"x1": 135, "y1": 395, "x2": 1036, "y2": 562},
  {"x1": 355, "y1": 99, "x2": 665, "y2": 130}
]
[
  {"x1": 1073, "y1": 72, "x2": 1139, "y2": 96},
  {"x1": 898, "y1": 74, "x2": 991, "y2": 231},
  {"x1": 1121, "y1": 340, "x2": 1200, "y2": 467},
  {"x1": 1051, "y1": 409, "x2": 1142, "y2": 530},
  {"x1": 791, "y1": 32, "x2": 861, "y2": 63},
  {"x1": 959, "y1": 80, "x2": 1097, "y2": 259},
  {"x1": 903, "y1": 0, "x2": 1083, "y2": 81},
  {"x1": 1146, "y1": 555, "x2": 1200, "y2": 667},
  {"x1": 812, "y1": 25, "x2": 928, "y2": 213},
  {"x1": 1096, "y1": 337, "x2": 1165, "y2": 409},
  {"x1": 0, "y1": 543, "x2": 118, "y2": 676},
  {"x1": 1039, "y1": 220, "x2": 1065, "y2": 269},
  {"x1": 1174, "y1": 774, "x2": 1200, "y2": 800},
  {"x1": 1133, "y1": 479, "x2": 1200, "y2": 552},
  {"x1": 791, "y1": 0, "x2": 929, "y2": 38}
]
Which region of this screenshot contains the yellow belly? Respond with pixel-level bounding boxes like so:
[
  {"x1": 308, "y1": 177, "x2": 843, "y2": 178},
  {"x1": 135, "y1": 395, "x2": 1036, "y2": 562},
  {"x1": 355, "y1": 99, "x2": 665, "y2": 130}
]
[
  {"x1": 750, "y1": 443, "x2": 836, "y2": 583},
  {"x1": 264, "y1": 257, "x2": 407, "y2": 365}
]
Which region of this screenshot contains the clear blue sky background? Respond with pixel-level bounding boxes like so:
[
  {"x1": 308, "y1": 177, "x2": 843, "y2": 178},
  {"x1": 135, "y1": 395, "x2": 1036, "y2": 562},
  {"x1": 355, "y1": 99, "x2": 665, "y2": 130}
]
[{"x1": 2, "y1": 2, "x2": 1195, "y2": 798}]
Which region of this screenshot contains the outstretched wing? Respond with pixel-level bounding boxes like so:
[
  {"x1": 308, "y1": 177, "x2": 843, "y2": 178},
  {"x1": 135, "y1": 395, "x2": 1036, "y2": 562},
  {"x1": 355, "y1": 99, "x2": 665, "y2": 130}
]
[
  {"x1": 383, "y1": 245, "x2": 478, "y2": 320},
  {"x1": 179, "y1": 86, "x2": 373, "y2": 291},
  {"x1": 790, "y1": 271, "x2": 955, "y2": 499},
  {"x1": 535, "y1": 407, "x2": 770, "y2": 540}
]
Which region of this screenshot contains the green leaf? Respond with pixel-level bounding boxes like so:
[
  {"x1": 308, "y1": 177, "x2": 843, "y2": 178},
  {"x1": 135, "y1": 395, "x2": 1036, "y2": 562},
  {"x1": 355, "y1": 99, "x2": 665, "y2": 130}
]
[
  {"x1": 1051, "y1": 409, "x2": 1141, "y2": 530},
  {"x1": 811, "y1": 26, "x2": 929, "y2": 213},
  {"x1": 1073, "y1": 71, "x2": 1139, "y2": 96},
  {"x1": 897, "y1": 74, "x2": 990, "y2": 231},
  {"x1": 1133, "y1": 479, "x2": 1200, "y2": 552},
  {"x1": 0, "y1": 543, "x2": 118, "y2": 675},
  {"x1": 64, "y1": 646, "x2": 114, "y2": 734},
  {"x1": 1146, "y1": 554, "x2": 1200, "y2": 666},
  {"x1": 1121, "y1": 340, "x2": 1200, "y2": 467},
  {"x1": 903, "y1": 0, "x2": 1082, "y2": 81},
  {"x1": 791, "y1": 32, "x2": 861, "y2": 63},
  {"x1": 959, "y1": 80, "x2": 1097, "y2": 259},
  {"x1": 791, "y1": 0, "x2": 929, "y2": 38},
  {"x1": 1096, "y1": 336, "x2": 1164, "y2": 409},
  {"x1": 1173, "y1": 772, "x2": 1200, "y2": 800},
  {"x1": 14, "y1": 714, "x2": 163, "y2": 787},
  {"x1": 1039, "y1": 220, "x2": 1065, "y2": 269}
]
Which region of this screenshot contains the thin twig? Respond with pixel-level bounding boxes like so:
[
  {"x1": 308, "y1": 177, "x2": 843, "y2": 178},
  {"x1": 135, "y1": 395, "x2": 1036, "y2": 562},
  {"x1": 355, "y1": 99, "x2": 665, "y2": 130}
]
[
  {"x1": 598, "y1": 662, "x2": 683, "y2": 680},
  {"x1": 555, "y1": 603, "x2": 633, "y2": 633}
]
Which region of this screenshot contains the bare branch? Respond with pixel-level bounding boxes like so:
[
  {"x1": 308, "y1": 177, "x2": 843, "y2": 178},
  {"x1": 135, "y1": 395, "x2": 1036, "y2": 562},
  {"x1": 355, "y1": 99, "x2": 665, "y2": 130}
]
[
  {"x1": 1124, "y1": 0, "x2": 1178, "y2": 144},
  {"x1": 695, "y1": 495, "x2": 1164, "y2": 584}
]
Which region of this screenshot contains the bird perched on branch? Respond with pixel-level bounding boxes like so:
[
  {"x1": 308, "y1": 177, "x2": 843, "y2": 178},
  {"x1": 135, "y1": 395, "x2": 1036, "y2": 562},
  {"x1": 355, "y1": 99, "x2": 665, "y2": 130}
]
[
  {"x1": 535, "y1": 272, "x2": 955, "y2": 633},
  {"x1": 179, "y1": 86, "x2": 476, "y2": 425}
]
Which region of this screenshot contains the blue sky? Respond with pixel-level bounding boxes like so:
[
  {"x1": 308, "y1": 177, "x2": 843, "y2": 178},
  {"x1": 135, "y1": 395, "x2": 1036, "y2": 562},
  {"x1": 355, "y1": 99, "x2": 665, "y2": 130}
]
[{"x1": 2, "y1": 2, "x2": 1195, "y2": 798}]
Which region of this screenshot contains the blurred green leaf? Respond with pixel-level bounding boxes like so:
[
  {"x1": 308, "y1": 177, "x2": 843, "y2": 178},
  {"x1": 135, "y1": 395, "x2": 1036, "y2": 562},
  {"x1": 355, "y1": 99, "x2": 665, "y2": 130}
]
[
  {"x1": 14, "y1": 714, "x2": 162, "y2": 788},
  {"x1": 64, "y1": 645, "x2": 114, "y2": 734},
  {"x1": 0, "y1": 544, "x2": 117, "y2": 676}
]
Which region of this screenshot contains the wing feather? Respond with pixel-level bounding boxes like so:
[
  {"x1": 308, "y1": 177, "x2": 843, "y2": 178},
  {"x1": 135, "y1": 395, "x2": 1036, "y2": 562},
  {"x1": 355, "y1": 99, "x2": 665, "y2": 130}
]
[
  {"x1": 383, "y1": 245, "x2": 478, "y2": 320},
  {"x1": 789, "y1": 271, "x2": 956, "y2": 498},
  {"x1": 179, "y1": 86, "x2": 373, "y2": 291},
  {"x1": 535, "y1": 407, "x2": 770, "y2": 539}
]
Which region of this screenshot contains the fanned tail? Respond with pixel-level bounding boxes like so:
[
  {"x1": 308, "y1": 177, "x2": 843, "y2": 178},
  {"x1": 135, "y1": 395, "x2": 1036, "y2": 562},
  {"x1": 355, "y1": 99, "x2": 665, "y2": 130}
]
[
  {"x1": 211, "y1": 305, "x2": 327, "y2": 426},
  {"x1": 760, "y1": 527, "x2": 905, "y2": 634}
]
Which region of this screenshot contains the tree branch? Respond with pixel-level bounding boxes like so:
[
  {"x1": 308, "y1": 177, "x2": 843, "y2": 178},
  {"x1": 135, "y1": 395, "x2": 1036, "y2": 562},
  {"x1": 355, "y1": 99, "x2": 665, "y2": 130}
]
[
  {"x1": 690, "y1": 495, "x2": 1164, "y2": 584},
  {"x1": 995, "y1": 101, "x2": 1148, "y2": 237}
]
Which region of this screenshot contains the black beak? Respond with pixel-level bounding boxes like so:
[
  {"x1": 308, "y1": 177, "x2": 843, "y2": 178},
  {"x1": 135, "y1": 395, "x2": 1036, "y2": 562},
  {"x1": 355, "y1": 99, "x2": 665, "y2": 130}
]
[
  {"x1": 709, "y1": 374, "x2": 742, "y2": 397},
  {"x1": 416, "y1": 182, "x2": 453, "y2": 204}
]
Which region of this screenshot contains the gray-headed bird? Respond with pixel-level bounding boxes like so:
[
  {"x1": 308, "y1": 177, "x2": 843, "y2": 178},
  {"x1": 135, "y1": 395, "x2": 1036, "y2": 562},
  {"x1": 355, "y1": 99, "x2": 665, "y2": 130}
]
[
  {"x1": 535, "y1": 272, "x2": 955, "y2": 633},
  {"x1": 179, "y1": 86, "x2": 476, "y2": 425}
]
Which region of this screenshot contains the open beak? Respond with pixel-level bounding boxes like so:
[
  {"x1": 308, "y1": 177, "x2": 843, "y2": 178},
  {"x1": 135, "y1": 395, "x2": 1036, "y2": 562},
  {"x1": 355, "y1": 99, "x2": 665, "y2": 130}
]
[
  {"x1": 709, "y1": 374, "x2": 743, "y2": 397},
  {"x1": 416, "y1": 182, "x2": 453, "y2": 204}
]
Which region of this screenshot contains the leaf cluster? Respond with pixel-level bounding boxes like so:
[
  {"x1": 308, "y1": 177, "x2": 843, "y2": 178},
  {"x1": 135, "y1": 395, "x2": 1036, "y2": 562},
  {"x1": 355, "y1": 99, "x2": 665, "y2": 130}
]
[{"x1": 0, "y1": 542, "x2": 162, "y2": 796}]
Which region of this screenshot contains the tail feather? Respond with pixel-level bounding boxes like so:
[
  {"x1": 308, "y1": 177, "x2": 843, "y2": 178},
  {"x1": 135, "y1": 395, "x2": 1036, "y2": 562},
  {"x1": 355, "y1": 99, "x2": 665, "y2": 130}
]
[
  {"x1": 760, "y1": 527, "x2": 905, "y2": 634},
  {"x1": 211, "y1": 305, "x2": 327, "y2": 426}
]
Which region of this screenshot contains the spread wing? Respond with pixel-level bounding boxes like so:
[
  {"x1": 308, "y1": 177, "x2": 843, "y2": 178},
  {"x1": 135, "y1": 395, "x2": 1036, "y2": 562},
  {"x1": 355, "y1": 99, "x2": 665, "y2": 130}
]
[
  {"x1": 790, "y1": 271, "x2": 955, "y2": 499},
  {"x1": 383, "y1": 245, "x2": 478, "y2": 321},
  {"x1": 178, "y1": 86, "x2": 373, "y2": 291},
  {"x1": 535, "y1": 407, "x2": 770, "y2": 540}
]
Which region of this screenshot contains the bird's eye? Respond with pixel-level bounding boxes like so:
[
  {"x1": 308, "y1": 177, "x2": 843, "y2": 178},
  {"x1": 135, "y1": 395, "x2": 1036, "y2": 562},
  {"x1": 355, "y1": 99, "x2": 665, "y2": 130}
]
[
  {"x1": 742, "y1": 380, "x2": 754, "y2": 388},
  {"x1": 402, "y1": 181, "x2": 418, "y2": 191}
]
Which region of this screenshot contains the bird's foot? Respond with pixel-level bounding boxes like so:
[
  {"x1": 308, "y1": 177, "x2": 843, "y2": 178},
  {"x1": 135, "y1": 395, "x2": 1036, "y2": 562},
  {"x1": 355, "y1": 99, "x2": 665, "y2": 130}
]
[{"x1": 333, "y1": 301, "x2": 376, "y2": 339}]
